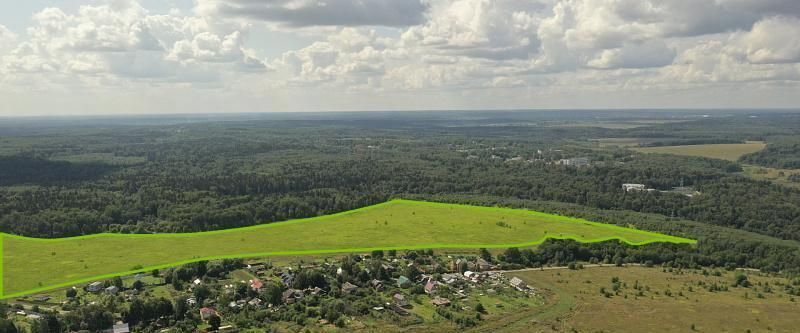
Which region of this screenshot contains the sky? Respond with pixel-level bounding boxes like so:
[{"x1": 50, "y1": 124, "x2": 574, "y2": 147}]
[{"x1": 0, "y1": 0, "x2": 799, "y2": 116}]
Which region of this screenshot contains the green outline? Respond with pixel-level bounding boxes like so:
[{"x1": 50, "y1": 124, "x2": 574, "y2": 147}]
[
  {"x1": 1, "y1": 233, "x2": 4, "y2": 298},
  {"x1": 1, "y1": 199, "x2": 695, "y2": 299}
]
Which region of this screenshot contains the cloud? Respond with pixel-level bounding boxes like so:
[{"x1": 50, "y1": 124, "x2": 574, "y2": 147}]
[
  {"x1": 0, "y1": 0, "x2": 267, "y2": 85},
  {"x1": 4, "y1": 0, "x2": 800, "y2": 113},
  {"x1": 274, "y1": 28, "x2": 393, "y2": 86},
  {"x1": 197, "y1": 0, "x2": 429, "y2": 27},
  {"x1": 728, "y1": 16, "x2": 800, "y2": 64},
  {"x1": 588, "y1": 40, "x2": 676, "y2": 69},
  {"x1": 0, "y1": 25, "x2": 16, "y2": 62},
  {"x1": 400, "y1": 0, "x2": 542, "y2": 60}
]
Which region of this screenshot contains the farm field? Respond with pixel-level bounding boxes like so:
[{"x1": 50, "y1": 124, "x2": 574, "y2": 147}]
[
  {"x1": 1, "y1": 199, "x2": 694, "y2": 298},
  {"x1": 632, "y1": 141, "x2": 766, "y2": 161},
  {"x1": 507, "y1": 266, "x2": 800, "y2": 333}
]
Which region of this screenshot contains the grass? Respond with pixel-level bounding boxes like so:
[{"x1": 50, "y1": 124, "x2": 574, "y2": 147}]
[
  {"x1": 1, "y1": 199, "x2": 694, "y2": 298},
  {"x1": 510, "y1": 266, "x2": 800, "y2": 332},
  {"x1": 632, "y1": 141, "x2": 766, "y2": 161},
  {"x1": 742, "y1": 164, "x2": 800, "y2": 189}
]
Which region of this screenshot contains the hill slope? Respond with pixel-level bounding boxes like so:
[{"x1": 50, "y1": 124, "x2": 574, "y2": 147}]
[{"x1": 1, "y1": 199, "x2": 694, "y2": 298}]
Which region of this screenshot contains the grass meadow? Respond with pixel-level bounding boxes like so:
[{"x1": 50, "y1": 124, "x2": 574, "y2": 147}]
[
  {"x1": 2, "y1": 199, "x2": 694, "y2": 298},
  {"x1": 510, "y1": 266, "x2": 800, "y2": 333},
  {"x1": 632, "y1": 141, "x2": 766, "y2": 161}
]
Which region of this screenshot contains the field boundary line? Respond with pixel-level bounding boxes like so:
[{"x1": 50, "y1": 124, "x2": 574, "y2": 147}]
[
  {"x1": 0, "y1": 199, "x2": 695, "y2": 243},
  {"x1": 1, "y1": 199, "x2": 696, "y2": 298},
  {"x1": 1, "y1": 234, "x2": 694, "y2": 299},
  {"x1": 1, "y1": 233, "x2": 4, "y2": 297}
]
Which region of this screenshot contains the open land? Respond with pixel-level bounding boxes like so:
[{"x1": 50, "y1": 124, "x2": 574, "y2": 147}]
[
  {"x1": 506, "y1": 266, "x2": 800, "y2": 333},
  {"x1": 632, "y1": 141, "x2": 766, "y2": 161},
  {"x1": 1, "y1": 200, "x2": 693, "y2": 298},
  {"x1": 742, "y1": 165, "x2": 800, "y2": 189}
]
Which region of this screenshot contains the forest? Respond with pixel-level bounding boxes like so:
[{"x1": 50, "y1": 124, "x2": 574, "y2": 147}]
[{"x1": 1, "y1": 111, "x2": 800, "y2": 275}]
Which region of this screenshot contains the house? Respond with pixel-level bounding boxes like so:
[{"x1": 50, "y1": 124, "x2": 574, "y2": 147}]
[
  {"x1": 392, "y1": 293, "x2": 409, "y2": 308},
  {"x1": 424, "y1": 279, "x2": 437, "y2": 294},
  {"x1": 341, "y1": 282, "x2": 358, "y2": 294},
  {"x1": 247, "y1": 298, "x2": 262, "y2": 307},
  {"x1": 193, "y1": 278, "x2": 203, "y2": 286},
  {"x1": 218, "y1": 325, "x2": 237, "y2": 332},
  {"x1": 451, "y1": 258, "x2": 467, "y2": 272},
  {"x1": 199, "y1": 307, "x2": 218, "y2": 322},
  {"x1": 431, "y1": 297, "x2": 451, "y2": 307},
  {"x1": 441, "y1": 273, "x2": 461, "y2": 284},
  {"x1": 282, "y1": 289, "x2": 303, "y2": 304},
  {"x1": 389, "y1": 304, "x2": 410, "y2": 316},
  {"x1": 370, "y1": 279, "x2": 384, "y2": 291},
  {"x1": 557, "y1": 157, "x2": 590, "y2": 167},
  {"x1": 86, "y1": 281, "x2": 104, "y2": 293},
  {"x1": 622, "y1": 183, "x2": 646, "y2": 192},
  {"x1": 186, "y1": 297, "x2": 197, "y2": 306},
  {"x1": 280, "y1": 272, "x2": 295, "y2": 287},
  {"x1": 249, "y1": 279, "x2": 264, "y2": 292},
  {"x1": 510, "y1": 277, "x2": 527, "y2": 291},
  {"x1": 476, "y1": 258, "x2": 492, "y2": 271},
  {"x1": 112, "y1": 323, "x2": 130, "y2": 333},
  {"x1": 305, "y1": 287, "x2": 325, "y2": 296},
  {"x1": 105, "y1": 286, "x2": 119, "y2": 295},
  {"x1": 397, "y1": 276, "x2": 412, "y2": 288}
]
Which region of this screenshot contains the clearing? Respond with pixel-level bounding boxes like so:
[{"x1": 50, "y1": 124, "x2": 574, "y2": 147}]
[
  {"x1": 1, "y1": 199, "x2": 693, "y2": 298},
  {"x1": 632, "y1": 141, "x2": 766, "y2": 161},
  {"x1": 742, "y1": 165, "x2": 800, "y2": 189},
  {"x1": 505, "y1": 266, "x2": 799, "y2": 333}
]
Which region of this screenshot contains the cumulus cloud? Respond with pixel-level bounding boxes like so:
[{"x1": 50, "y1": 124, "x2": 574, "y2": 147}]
[
  {"x1": 400, "y1": 0, "x2": 542, "y2": 60},
  {"x1": 274, "y1": 28, "x2": 395, "y2": 86},
  {"x1": 3, "y1": 0, "x2": 800, "y2": 113},
  {"x1": 728, "y1": 16, "x2": 800, "y2": 64},
  {"x1": 197, "y1": 0, "x2": 428, "y2": 27},
  {"x1": 0, "y1": 24, "x2": 17, "y2": 49},
  {"x1": 0, "y1": 0, "x2": 267, "y2": 88},
  {"x1": 588, "y1": 40, "x2": 676, "y2": 69}
]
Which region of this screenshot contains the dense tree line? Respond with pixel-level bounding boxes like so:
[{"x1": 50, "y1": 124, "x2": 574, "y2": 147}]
[
  {"x1": 741, "y1": 141, "x2": 800, "y2": 169},
  {"x1": 0, "y1": 114, "x2": 798, "y2": 246}
]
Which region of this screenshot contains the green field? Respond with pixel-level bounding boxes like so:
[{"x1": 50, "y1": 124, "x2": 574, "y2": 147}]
[
  {"x1": 632, "y1": 141, "x2": 766, "y2": 161},
  {"x1": 1, "y1": 199, "x2": 694, "y2": 298},
  {"x1": 742, "y1": 165, "x2": 800, "y2": 189},
  {"x1": 509, "y1": 266, "x2": 799, "y2": 333}
]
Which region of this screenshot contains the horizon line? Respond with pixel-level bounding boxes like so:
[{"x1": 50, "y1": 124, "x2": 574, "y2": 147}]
[{"x1": 1, "y1": 107, "x2": 800, "y2": 119}]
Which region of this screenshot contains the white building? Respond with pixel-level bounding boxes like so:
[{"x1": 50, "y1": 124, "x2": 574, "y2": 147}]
[{"x1": 622, "y1": 183, "x2": 646, "y2": 192}]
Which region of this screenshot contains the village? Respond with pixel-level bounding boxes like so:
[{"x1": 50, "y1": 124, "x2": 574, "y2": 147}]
[{"x1": 8, "y1": 250, "x2": 540, "y2": 332}]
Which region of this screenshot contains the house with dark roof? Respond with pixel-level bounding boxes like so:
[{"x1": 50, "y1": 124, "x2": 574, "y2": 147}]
[
  {"x1": 280, "y1": 272, "x2": 295, "y2": 287},
  {"x1": 282, "y1": 289, "x2": 303, "y2": 304},
  {"x1": 199, "y1": 307, "x2": 218, "y2": 322}
]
